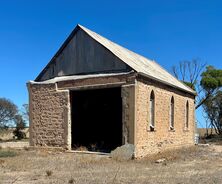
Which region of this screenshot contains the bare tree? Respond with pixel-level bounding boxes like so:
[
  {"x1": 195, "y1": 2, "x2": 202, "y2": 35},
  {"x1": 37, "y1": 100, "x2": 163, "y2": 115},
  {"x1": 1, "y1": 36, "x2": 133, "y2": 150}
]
[
  {"x1": 172, "y1": 59, "x2": 206, "y2": 90},
  {"x1": 21, "y1": 104, "x2": 29, "y2": 124},
  {"x1": 172, "y1": 65, "x2": 179, "y2": 79},
  {"x1": 171, "y1": 59, "x2": 206, "y2": 109}
]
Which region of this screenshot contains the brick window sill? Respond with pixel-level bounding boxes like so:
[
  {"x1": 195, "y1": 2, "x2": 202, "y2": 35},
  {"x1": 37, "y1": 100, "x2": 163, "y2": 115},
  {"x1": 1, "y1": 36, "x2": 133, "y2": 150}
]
[
  {"x1": 147, "y1": 130, "x2": 156, "y2": 132},
  {"x1": 168, "y1": 129, "x2": 175, "y2": 132}
]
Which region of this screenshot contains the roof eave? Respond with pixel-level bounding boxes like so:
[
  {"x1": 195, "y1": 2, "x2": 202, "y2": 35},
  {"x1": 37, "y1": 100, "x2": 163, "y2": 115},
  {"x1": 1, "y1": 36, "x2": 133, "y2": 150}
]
[
  {"x1": 29, "y1": 71, "x2": 136, "y2": 85},
  {"x1": 137, "y1": 72, "x2": 197, "y2": 96}
]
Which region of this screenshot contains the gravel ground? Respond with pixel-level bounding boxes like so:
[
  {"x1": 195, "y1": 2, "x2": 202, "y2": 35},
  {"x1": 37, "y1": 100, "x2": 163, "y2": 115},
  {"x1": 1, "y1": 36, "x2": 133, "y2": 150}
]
[{"x1": 0, "y1": 144, "x2": 222, "y2": 184}]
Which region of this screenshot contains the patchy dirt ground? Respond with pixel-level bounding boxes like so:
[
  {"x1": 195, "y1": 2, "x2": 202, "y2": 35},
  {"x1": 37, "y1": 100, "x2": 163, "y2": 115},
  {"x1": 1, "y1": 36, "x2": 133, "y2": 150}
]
[
  {"x1": 0, "y1": 141, "x2": 29, "y2": 149},
  {"x1": 0, "y1": 144, "x2": 222, "y2": 184}
]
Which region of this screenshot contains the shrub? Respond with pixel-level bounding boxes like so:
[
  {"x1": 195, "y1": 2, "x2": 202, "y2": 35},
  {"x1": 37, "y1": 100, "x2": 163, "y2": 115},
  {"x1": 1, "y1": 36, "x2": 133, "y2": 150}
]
[
  {"x1": 46, "y1": 170, "x2": 53, "y2": 176},
  {"x1": 13, "y1": 130, "x2": 26, "y2": 140},
  {"x1": 0, "y1": 150, "x2": 17, "y2": 158},
  {"x1": 69, "y1": 178, "x2": 75, "y2": 184},
  {"x1": 13, "y1": 114, "x2": 26, "y2": 140}
]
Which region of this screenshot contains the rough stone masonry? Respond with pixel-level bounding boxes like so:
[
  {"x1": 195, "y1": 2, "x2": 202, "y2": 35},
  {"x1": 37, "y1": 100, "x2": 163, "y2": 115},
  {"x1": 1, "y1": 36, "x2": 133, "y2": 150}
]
[{"x1": 28, "y1": 74, "x2": 195, "y2": 158}]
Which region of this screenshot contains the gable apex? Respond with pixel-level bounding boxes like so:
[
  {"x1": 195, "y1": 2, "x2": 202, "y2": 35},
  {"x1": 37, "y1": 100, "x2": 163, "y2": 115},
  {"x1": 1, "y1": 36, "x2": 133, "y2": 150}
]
[
  {"x1": 35, "y1": 24, "x2": 195, "y2": 95},
  {"x1": 36, "y1": 25, "x2": 132, "y2": 81}
]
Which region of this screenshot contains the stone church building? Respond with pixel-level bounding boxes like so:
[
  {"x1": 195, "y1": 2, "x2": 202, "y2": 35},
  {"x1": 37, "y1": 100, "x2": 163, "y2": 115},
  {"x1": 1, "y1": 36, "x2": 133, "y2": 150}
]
[{"x1": 28, "y1": 24, "x2": 196, "y2": 158}]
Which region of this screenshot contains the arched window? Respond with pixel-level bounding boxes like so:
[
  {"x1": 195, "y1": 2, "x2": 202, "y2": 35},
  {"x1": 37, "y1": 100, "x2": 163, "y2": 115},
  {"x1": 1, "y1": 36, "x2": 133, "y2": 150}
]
[
  {"x1": 170, "y1": 96, "x2": 174, "y2": 130},
  {"x1": 149, "y1": 90, "x2": 155, "y2": 131},
  {"x1": 185, "y1": 101, "x2": 189, "y2": 129}
]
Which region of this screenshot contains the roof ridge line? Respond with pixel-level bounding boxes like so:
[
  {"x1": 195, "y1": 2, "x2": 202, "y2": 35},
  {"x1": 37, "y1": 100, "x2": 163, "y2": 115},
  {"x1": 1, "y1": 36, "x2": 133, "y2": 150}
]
[{"x1": 78, "y1": 24, "x2": 154, "y2": 63}]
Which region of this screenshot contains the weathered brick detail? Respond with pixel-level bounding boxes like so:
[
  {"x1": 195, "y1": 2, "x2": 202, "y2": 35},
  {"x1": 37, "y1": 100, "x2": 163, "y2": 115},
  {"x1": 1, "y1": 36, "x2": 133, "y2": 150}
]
[
  {"x1": 28, "y1": 83, "x2": 70, "y2": 149},
  {"x1": 134, "y1": 80, "x2": 195, "y2": 157}
]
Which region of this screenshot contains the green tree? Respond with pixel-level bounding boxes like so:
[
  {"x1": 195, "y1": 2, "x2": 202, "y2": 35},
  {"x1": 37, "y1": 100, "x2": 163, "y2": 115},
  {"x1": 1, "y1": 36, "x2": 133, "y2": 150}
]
[
  {"x1": 198, "y1": 66, "x2": 222, "y2": 109},
  {"x1": 202, "y1": 91, "x2": 222, "y2": 135},
  {"x1": 0, "y1": 98, "x2": 18, "y2": 129}
]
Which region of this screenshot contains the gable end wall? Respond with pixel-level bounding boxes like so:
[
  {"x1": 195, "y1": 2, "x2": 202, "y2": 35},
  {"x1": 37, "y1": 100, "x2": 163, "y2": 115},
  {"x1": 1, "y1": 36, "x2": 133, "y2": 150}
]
[
  {"x1": 38, "y1": 29, "x2": 131, "y2": 81},
  {"x1": 28, "y1": 74, "x2": 136, "y2": 150}
]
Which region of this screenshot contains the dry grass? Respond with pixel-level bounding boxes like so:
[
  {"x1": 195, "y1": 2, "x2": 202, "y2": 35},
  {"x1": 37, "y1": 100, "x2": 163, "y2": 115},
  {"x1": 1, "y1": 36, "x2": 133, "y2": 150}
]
[
  {"x1": 0, "y1": 128, "x2": 29, "y2": 141},
  {"x1": 0, "y1": 144, "x2": 222, "y2": 184},
  {"x1": 142, "y1": 146, "x2": 198, "y2": 162}
]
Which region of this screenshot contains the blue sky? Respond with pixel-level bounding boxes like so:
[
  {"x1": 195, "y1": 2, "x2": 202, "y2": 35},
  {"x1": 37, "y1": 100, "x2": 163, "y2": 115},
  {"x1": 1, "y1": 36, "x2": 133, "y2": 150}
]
[{"x1": 0, "y1": 0, "x2": 222, "y2": 127}]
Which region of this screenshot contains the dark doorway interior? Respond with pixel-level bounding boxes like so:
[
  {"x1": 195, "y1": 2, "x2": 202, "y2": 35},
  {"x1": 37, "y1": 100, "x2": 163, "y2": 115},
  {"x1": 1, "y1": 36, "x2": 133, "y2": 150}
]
[{"x1": 71, "y1": 87, "x2": 122, "y2": 152}]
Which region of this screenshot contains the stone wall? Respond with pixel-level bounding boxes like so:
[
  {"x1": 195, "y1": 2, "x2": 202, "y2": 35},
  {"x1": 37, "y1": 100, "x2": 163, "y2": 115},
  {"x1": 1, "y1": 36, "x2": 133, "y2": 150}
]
[
  {"x1": 28, "y1": 83, "x2": 70, "y2": 149},
  {"x1": 134, "y1": 79, "x2": 195, "y2": 158},
  {"x1": 28, "y1": 74, "x2": 195, "y2": 157}
]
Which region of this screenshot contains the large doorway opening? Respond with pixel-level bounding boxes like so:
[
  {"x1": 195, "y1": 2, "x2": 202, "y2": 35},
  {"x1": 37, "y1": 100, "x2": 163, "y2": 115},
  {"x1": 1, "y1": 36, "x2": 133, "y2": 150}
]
[{"x1": 71, "y1": 87, "x2": 122, "y2": 153}]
